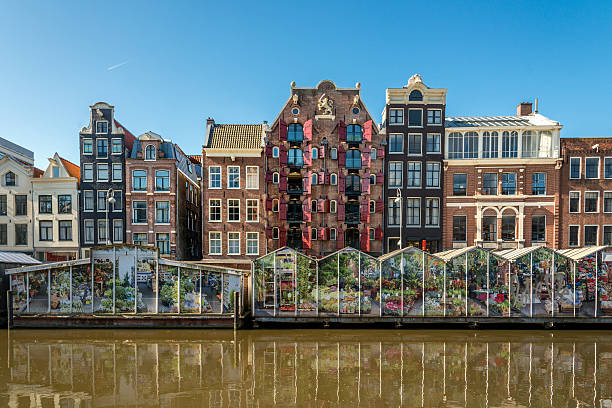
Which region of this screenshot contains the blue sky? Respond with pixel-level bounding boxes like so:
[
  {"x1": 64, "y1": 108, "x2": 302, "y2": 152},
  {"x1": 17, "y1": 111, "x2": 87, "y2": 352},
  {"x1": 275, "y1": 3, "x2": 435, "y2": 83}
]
[{"x1": 1, "y1": 1, "x2": 611, "y2": 167}]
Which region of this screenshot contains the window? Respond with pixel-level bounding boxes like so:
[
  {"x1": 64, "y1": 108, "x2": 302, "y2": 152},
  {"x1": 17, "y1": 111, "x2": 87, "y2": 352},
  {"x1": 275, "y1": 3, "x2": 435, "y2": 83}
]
[
  {"x1": 369, "y1": 174, "x2": 376, "y2": 186},
  {"x1": 521, "y1": 131, "x2": 538, "y2": 158},
  {"x1": 145, "y1": 145, "x2": 156, "y2": 160},
  {"x1": 389, "y1": 134, "x2": 403, "y2": 153},
  {"x1": 228, "y1": 199, "x2": 240, "y2": 222},
  {"x1": 605, "y1": 192, "x2": 612, "y2": 213},
  {"x1": 228, "y1": 232, "x2": 240, "y2": 255},
  {"x1": 426, "y1": 134, "x2": 440, "y2": 153},
  {"x1": 569, "y1": 225, "x2": 579, "y2": 246},
  {"x1": 97, "y1": 163, "x2": 109, "y2": 181},
  {"x1": 311, "y1": 148, "x2": 318, "y2": 159},
  {"x1": 453, "y1": 174, "x2": 467, "y2": 196},
  {"x1": 272, "y1": 227, "x2": 279, "y2": 240},
  {"x1": 501, "y1": 216, "x2": 516, "y2": 241},
  {"x1": 0, "y1": 224, "x2": 6, "y2": 245},
  {"x1": 532, "y1": 215, "x2": 546, "y2": 242},
  {"x1": 389, "y1": 108, "x2": 403, "y2": 125},
  {"x1": 585, "y1": 157, "x2": 600, "y2": 179},
  {"x1": 272, "y1": 199, "x2": 279, "y2": 212},
  {"x1": 96, "y1": 121, "x2": 108, "y2": 134},
  {"x1": 59, "y1": 220, "x2": 72, "y2": 241},
  {"x1": 369, "y1": 200, "x2": 375, "y2": 213},
  {"x1": 209, "y1": 232, "x2": 222, "y2": 255},
  {"x1": 482, "y1": 131, "x2": 498, "y2": 158},
  {"x1": 407, "y1": 134, "x2": 422, "y2": 155},
  {"x1": 369, "y1": 228, "x2": 375, "y2": 241},
  {"x1": 84, "y1": 191, "x2": 94, "y2": 211},
  {"x1": 83, "y1": 164, "x2": 93, "y2": 181},
  {"x1": 448, "y1": 132, "x2": 463, "y2": 159},
  {"x1": 97, "y1": 139, "x2": 108, "y2": 158},
  {"x1": 156, "y1": 233, "x2": 170, "y2": 254},
  {"x1": 346, "y1": 125, "x2": 362, "y2": 143},
  {"x1": 272, "y1": 147, "x2": 279, "y2": 158},
  {"x1": 133, "y1": 201, "x2": 147, "y2": 224},
  {"x1": 569, "y1": 157, "x2": 581, "y2": 179},
  {"x1": 605, "y1": 226, "x2": 612, "y2": 245},
  {"x1": 39, "y1": 221, "x2": 52, "y2": 241},
  {"x1": 112, "y1": 163, "x2": 122, "y2": 181},
  {"x1": 501, "y1": 173, "x2": 516, "y2": 195},
  {"x1": 585, "y1": 226, "x2": 598, "y2": 246},
  {"x1": 532, "y1": 173, "x2": 546, "y2": 195},
  {"x1": 112, "y1": 139, "x2": 122, "y2": 154},
  {"x1": 4, "y1": 171, "x2": 16, "y2": 187},
  {"x1": 246, "y1": 166, "x2": 259, "y2": 189},
  {"x1": 427, "y1": 109, "x2": 441, "y2": 125},
  {"x1": 15, "y1": 224, "x2": 27, "y2": 245},
  {"x1": 288, "y1": 148, "x2": 304, "y2": 167},
  {"x1": 15, "y1": 195, "x2": 27, "y2": 216},
  {"x1": 388, "y1": 198, "x2": 401, "y2": 226},
  {"x1": 346, "y1": 149, "x2": 362, "y2": 169},
  {"x1": 406, "y1": 162, "x2": 421, "y2": 187},
  {"x1": 133, "y1": 233, "x2": 147, "y2": 246},
  {"x1": 330, "y1": 173, "x2": 337, "y2": 185},
  {"x1": 370, "y1": 148, "x2": 377, "y2": 160},
  {"x1": 288, "y1": 124, "x2": 303, "y2": 142},
  {"x1": 426, "y1": 162, "x2": 440, "y2": 188},
  {"x1": 311, "y1": 200, "x2": 317, "y2": 213},
  {"x1": 406, "y1": 198, "x2": 420, "y2": 226},
  {"x1": 247, "y1": 232, "x2": 259, "y2": 255},
  {"x1": 569, "y1": 191, "x2": 580, "y2": 213},
  {"x1": 83, "y1": 139, "x2": 93, "y2": 154},
  {"x1": 409, "y1": 90, "x2": 423, "y2": 101},
  {"x1": 113, "y1": 192, "x2": 123, "y2": 212},
  {"x1": 330, "y1": 148, "x2": 338, "y2": 160},
  {"x1": 605, "y1": 158, "x2": 612, "y2": 179},
  {"x1": 463, "y1": 131, "x2": 478, "y2": 159},
  {"x1": 155, "y1": 201, "x2": 170, "y2": 223},
  {"x1": 330, "y1": 228, "x2": 337, "y2": 241},
  {"x1": 155, "y1": 170, "x2": 170, "y2": 191},
  {"x1": 0, "y1": 195, "x2": 5, "y2": 215},
  {"x1": 209, "y1": 199, "x2": 221, "y2": 221},
  {"x1": 39, "y1": 195, "x2": 52, "y2": 214},
  {"x1": 425, "y1": 198, "x2": 439, "y2": 226},
  {"x1": 482, "y1": 173, "x2": 498, "y2": 195},
  {"x1": 84, "y1": 220, "x2": 94, "y2": 243},
  {"x1": 247, "y1": 199, "x2": 259, "y2": 222},
  {"x1": 389, "y1": 162, "x2": 402, "y2": 187},
  {"x1": 408, "y1": 109, "x2": 422, "y2": 127},
  {"x1": 311, "y1": 227, "x2": 317, "y2": 241},
  {"x1": 453, "y1": 216, "x2": 466, "y2": 242},
  {"x1": 585, "y1": 191, "x2": 599, "y2": 213},
  {"x1": 311, "y1": 173, "x2": 317, "y2": 185},
  {"x1": 97, "y1": 191, "x2": 107, "y2": 211},
  {"x1": 209, "y1": 166, "x2": 221, "y2": 188},
  {"x1": 97, "y1": 220, "x2": 107, "y2": 243},
  {"x1": 502, "y1": 131, "x2": 518, "y2": 158},
  {"x1": 330, "y1": 200, "x2": 337, "y2": 213},
  {"x1": 482, "y1": 216, "x2": 497, "y2": 242},
  {"x1": 273, "y1": 172, "x2": 279, "y2": 184}
]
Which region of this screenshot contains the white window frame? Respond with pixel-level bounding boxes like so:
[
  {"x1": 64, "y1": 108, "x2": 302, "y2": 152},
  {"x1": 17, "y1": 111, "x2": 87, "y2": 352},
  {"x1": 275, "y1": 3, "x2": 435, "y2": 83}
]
[
  {"x1": 425, "y1": 197, "x2": 440, "y2": 227},
  {"x1": 144, "y1": 145, "x2": 156, "y2": 161},
  {"x1": 604, "y1": 191, "x2": 612, "y2": 213},
  {"x1": 96, "y1": 120, "x2": 108, "y2": 134},
  {"x1": 132, "y1": 201, "x2": 147, "y2": 225},
  {"x1": 84, "y1": 219, "x2": 94, "y2": 243},
  {"x1": 208, "y1": 166, "x2": 221, "y2": 189},
  {"x1": 330, "y1": 173, "x2": 337, "y2": 185},
  {"x1": 154, "y1": 201, "x2": 170, "y2": 224},
  {"x1": 389, "y1": 133, "x2": 404, "y2": 154},
  {"x1": 227, "y1": 199, "x2": 240, "y2": 222},
  {"x1": 311, "y1": 227, "x2": 317, "y2": 241},
  {"x1": 389, "y1": 108, "x2": 404, "y2": 125},
  {"x1": 407, "y1": 133, "x2": 422, "y2": 156},
  {"x1": 209, "y1": 232, "x2": 222, "y2": 255},
  {"x1": 568, "y1": 225, "x2": 580, "y2": 247},
  {"x1": 531, "y1": 214, "x2": 546, "y2": 242},
  {"x1": 272, "y1": 172, "x2": 279, "y2": 184},
  {"x1": 369, "y1": 199, "x2": 376, "y2": 214},
  {"x1": 112, "y1": 219, "x2": 123, "y2": 243},
  {"x1": 246, "y1": 166, "x2": 259, "y2": 190},
  {"x1": 369, "y1": 227, "x2": 375, "y2": 241},
  {"x1": 83, "y1": 190, "x2": 94, "y2": 212},
  {"x1": 604, "y1": 157, "x2": 612, "y2": 179},
  {"x1": 246, "y1": 199, "x2": 259, "y2": 222},
  {"x1": 209, "y1": 199, "x2": 222, "y2": 222},
  {"x1": 604, "y1": 225, "x2": 612, "y2": 245},
  {"x1": 96, "y1": 163, "x2": 109, "y2": 181},
  {"x1": 97, "y1": 219, "x2": 107, "y2": 244},
  {"x1": 405, "y1": 197, "x2": 421, "y2": 227},
  {"x1": 111, "y1": 138, "x2": 122, "y2": 155},
  {"x1": 584, "y1": 190, "x2": 600, "y2": 213},
  {"x1": 569, "y1": 157, "x2": 581, "y2": 179},
  {"x1": 426, "y1": 133, "x2": 441, "y2": 153},
  {"x1": 405, "y1": 161, "x2": 421, "y2": 188},
  {"x1": 569, "y1": 191, "x2": 581, "y2": 213},
  {"x1": 408, "y1": 108, "x2": 423, "y2": 127},
  {"x1": 227, "y1": 232, "x2": 240, "y2": 255},
  {"x1": 584, "y1": 224, "x2": 599, "y2": 246},
  {"x1": 330, "y1": 148, "x2": 338, "y2": 160},
  {"x1": 83, "y1": 164, "x2": 94, "y2": 181},
  {"x1": 585, "y1": 156, "x2": 600, "y2": 179},
  {"x1": 83, "y1": 138, "x2": 93, "y2": 155},
  {"x1": 311, "y1": 147, "x2": 318, "y2": 159},
  {"x1": 425, "y1": 162, "x2": 440, "y2": 188},
  {"x1": 272, "y1": 227, "x2": 279, "y2": 240},
  {"x1": 427, "y1": 109, "x2": 442, "y2": 126},
  {"x1": 227, "y1": 166, "x2": 240, "y2": 189},
  {"x1": 272, "y1": 199, "x2": 279, "y2": 213},
  {"x1": 246, "y1": 232, "x2": 259, "y2": 255},
  {"x1": 330, "y1": 228, "x2": 337, "y2": 241},
  {"x1": 112, "y1": 163, "x2": 122, "y2": 181},
  {"x1": 272, "y1": 147, "x2": 279, "y2": 158},
  {"x1": 330, "y1": 200, "x2": 337, "y2": 213},
  {"x1": 388, "y1": 161, "x2": 403, "y2": 188}
]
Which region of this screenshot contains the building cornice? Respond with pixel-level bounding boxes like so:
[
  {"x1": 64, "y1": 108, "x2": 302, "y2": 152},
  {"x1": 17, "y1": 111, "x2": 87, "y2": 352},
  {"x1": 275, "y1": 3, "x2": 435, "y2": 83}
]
[{"x1": 203, "y1": 148, "x2": 262, "y2": 158}]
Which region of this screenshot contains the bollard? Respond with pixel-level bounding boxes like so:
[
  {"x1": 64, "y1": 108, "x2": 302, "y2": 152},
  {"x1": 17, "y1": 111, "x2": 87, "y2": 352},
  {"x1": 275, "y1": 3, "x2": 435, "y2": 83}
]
[
  {"x1": 233, "y1": 291, "x2": 239, "y2": 331},
  {"x1": 6, "y1": 290, "x2": 13, "y2": 330}
]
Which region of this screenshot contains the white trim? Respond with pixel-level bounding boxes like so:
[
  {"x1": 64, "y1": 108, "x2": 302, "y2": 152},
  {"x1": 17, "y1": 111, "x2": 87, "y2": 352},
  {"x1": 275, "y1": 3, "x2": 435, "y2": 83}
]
[
  {"x1": 388, "y1": 108, "x2": 404, "y2": 126},
  {"x1": 208, "y1": 166, "x2": 222, "y2": 189},
  {"x1": 272, "y1": 199, "x2": 279, "y2": 213},
  {"x1": 272, "y1": 146, "x2": 279, "y2": 158},
  {"x1": 82, "y1": 138, "x2": 93, "y2": 155},
  {"x1": 426, "y1": 109, "x2": 443, "y2": 126},
  {"x1": 584, "y1": 224, "x2": 599, "y2": 246},
  {"x1": 111, "y1": 163, "x2": 122, "y2": 182},
  {"x1": 311, "y1": 227, "x2": 317, "y2": 241},
  {"x1": 424, "y1": 197, "x2": 440, "y2": 227},
  {"x1": 445, "y1": 201, "x2": 555, "y2": 208},
  {"x1": 154, "y1": 200, "x2": 171, "y2": 224},
  {"x1": 426, "y1": 133, "x2": 441, "y2": 154},
  {"x1": 406, "y1": 133, "x2": 423, "y2": 156},
  {"x1": 569, "y1": 191, "x2": 581, "y2": 213},
  {"x1": 246, "y1": 198, "x2": 259, "y2": 222},
  {"x1": 227, "y1": 165, "x2": 240, "y2": 189},
  {"x1": 405, "y1": 196, "x2": 421, "y2": 228},
  {"x1": 246, "y1": 166, "x2": 259, "y2": 190},
  {"x1": 585, "y1": 156, "x2": 600, "y2": 179},
  {"x1": 604, "y1": 157, "x2": 612, "y2": 179},
  {"x1": 452, "y1": 215, "x2": 467, "y2": 242},
  {"x1": 388, "y1": 133, "x2": 404, "y2": 154},
  {"x1": 272, "y1": 172, "x2": 279, "y2": 184},
  {"x1": 425, "y1": 161, "x2": 441, "y2": 188},
  {"x1": 246, "y1": 231, "x2": 259, "y2": 255},
  {"x1": 330, "y1": 200, "x2": 337, "y2": 213},
  {"x1": 584, "y1": 190, "x2": 600, "y2": 213},
  {"x1": 111, "y1": 138, "x2": 122, "y2": 155},
  {"x1": 208, "y1": 198, "x2": 222, "y2": 222},
  {"x1": 95, "y1": 120, "x2": 109, "y2": 134},
  {"x1": 388, "y1": 161, "x2": 403, "y2": 188},
  {"x1": 407, "y1": 108, "x2": 423, "y2": 128},
  {"x1": 568, "y1": 224, "x2": 580, "y2": 247},
  {"x1": 604, "y1": 191, "x2": 612, "y2": 213},
  {"x1": 227, "y1": 198, "x2": 240, "y2": 222},
  {"x1": 208, "y1": 231, "x2": 222, "y2": 255},
  {"x1": 227, "y1": 231, "x2": 241, "y2": 255},
  {"x1": 272, "y1": 227, "x2": 279, "y2": 240},
  {"x1": 603, "y1": 225, "x2": 612, "y2": 246}
]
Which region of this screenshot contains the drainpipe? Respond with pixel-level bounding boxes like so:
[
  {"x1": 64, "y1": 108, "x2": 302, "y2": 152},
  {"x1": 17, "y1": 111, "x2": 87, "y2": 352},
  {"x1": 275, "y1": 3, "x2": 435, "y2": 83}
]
[
  {"x1": 30, "y1": 179, "x2": 35, "y2": 259},
  {"x1": 175, "y1": 165, "x2": 179, "y2": 260}
]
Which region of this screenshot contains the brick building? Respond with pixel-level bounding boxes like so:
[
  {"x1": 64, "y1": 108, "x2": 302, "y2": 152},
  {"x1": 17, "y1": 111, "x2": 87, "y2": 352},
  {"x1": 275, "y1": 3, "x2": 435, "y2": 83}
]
[
  {"x1": 265, "y1": 80, "x2": 385, "y2": 257},
  {"x1": 125, "y1": 132, "x2": 201, "y2": 260},
  {"x1": 201, "y1": 120, "x2": 265, "y2": 269},
  {"x1": 559, "y1": 137, "x2": 612, "y2": 247},
  {"x1": 381, "y1": 74, "x2": 446, "y2": 253},
  {"x1": 443, "y1": 102, "x2": 563, "y2": 249}
]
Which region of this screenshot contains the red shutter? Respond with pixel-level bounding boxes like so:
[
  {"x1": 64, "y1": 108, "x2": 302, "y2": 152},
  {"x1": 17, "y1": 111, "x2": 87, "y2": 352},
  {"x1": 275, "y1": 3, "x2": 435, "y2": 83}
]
[
  {"x1": 362, "y1": 147, "x2": 371, "y2": 168},
  {"x1": 361, "y1": 174, "x2": 370, "y2": 195},
  {"x1": 279, "y1": 119, "x2": 288, "y2": 141},
  {"x1": 376, "y1": 198, "x2": 384, "y2": 213},
  {"x1": 302, "y1": 228, "x2": 311, "y2": 250},
  {"x1": 317, "y1": 199, "x2": 325, "y2": 213},
  {"x1": 279, "y1": 174, "x2": 287, "y2": 192},
  {"x1": 265, "y1": 171, "x2": 273, "y2": 183},
  {"x1": 338, "y1": 120, "x2": 347, "y2": 141},
  {"x1": 375, "y1": 227, "x2": 383, "y2": 240},
  {"x1": 302, "y1": 198, "x2": 311, "y2": 222},
  {"x1": 324, "y1": 227, "x2": 330, "y2": 241},
  {"x1": 360, "y1": 229, "x2": 370, "y2": 251},
  {"x1": 266, "y1": 198, "x2": 273, "y2": 211},
  {"x1": 303, "y1": 171, "x2": 311, "y2": 194},
  {"x1": 279, "y1": 145, "x2": 288, "y2": 166},
  {"x1": 324, "y1": 199, "x2": 330, "y2": 213},
  {"x1": 363, "y1": 120, "x2": 373, "y2": 142},
  {"x1": 324, "y1": 172, "x2": 330, "y2": 185},
  {"x1": 337, "y1": 198, "x2": 345, "y2": 221},
  {"x1": 338, "y1": 146, "x2": 346, "y2": 167},
  {"x1": 319, "y1": 145, "x2": 325, "y2": 159},
  {"x1": 361, "y1": 200, "x2": 370, "y2": 223},
  {"x1": 318, "y1": 171, "x2": 324, "y2": 184},
  {"x1": 376, "y1": 171, "x2": 384, "y2": 185},
  {"x1": 265, "y1": 227, "x2": 273, "y2": 239},
  {"x1": 338, "y1": 171, "x2": 345, "y2": 194},
  {"x1": 279, "y1": 228, "x2": 287, "y2": 247},
  {"x1": 279, "y1": 196, "x2": 287, "y2": 220},
  {"x1": 303, "y1": 145, "x2": 312, "y2": 167},
  {"x1": 316, "y1": 227, "x2": 323, "y2": 241},
  {"x1": 337, "y1": 227, "x2": 344, "y2": 249},
  {"x1": 378, "y1": 147, "x2": 385, "y2": 159},
  {"x1": 303, "y1": 119, "x2": 313, "y2": 142},
  {"x1": 265, "y1": 146, "x2": 273, "y2": 157}
]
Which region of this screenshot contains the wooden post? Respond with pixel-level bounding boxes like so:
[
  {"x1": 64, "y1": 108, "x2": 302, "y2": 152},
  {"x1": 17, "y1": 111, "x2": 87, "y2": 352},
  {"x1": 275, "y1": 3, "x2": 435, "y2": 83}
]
[
  {"x1": 233, "y1": 291, "x2": 239, "y2": 331},
  {"x1": 7, "y1": 290, "x2": 13, "y2": 329}
]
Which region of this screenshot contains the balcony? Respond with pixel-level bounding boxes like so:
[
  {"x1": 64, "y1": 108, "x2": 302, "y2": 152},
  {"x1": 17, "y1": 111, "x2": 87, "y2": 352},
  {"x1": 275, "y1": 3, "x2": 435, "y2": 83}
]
[{"x1": 287, "y1": 182, "x2": 303, "y2": 195}]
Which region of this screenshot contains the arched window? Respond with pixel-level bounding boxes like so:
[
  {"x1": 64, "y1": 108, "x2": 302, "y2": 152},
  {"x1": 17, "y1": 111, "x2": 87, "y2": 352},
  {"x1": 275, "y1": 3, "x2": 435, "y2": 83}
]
[
  {"x1": 311, "y1": 200, "x2": 317, "y2": 213},
  {"x1": 330, "y1": 173, "x2": 337, "y2": 185},
  {"x1": 448, "y1": 132, "x2": 463, "y2": 159},
  {"x1": 311, "y1": 174, "x2": 317, "y2": 185},
  {"x1": 272, "y1": 199, "x2": 279, "y2": 212},
  {"x1": 538, "y1": 131, "x2": 552, "y2": 158},
  {"x1": 502, "y1": 131, "x2": 518, "y2": 158},
  {"x1": 522, "y1": 130, "x2": 536, "y2": 158},
  {"x1": 311, "y1": 147, "x2": 318, "y2": 159},
  {"x1": 330, "y1": 148, "x2": 338, "y2": 160},
  {"x1": 409, "y1": 89, "x2": 423, "y2": 101},
  {"x1": 273, "y1": 172, "x2": 279, "y2": 184},
  {"x1": 287, "y1": 148, "x2": 303, "y2": 167},
  {"x1": 330, "y1": 200, "x2": 337, "y2": 213},
  {"x1": 4, "y1": 171, "x2": 16, "y2": 186},
  {"x1": 369, "y1": 200, "x2": 376, "y2": 213},
  {"x1": 346, "y1": 125, "x2": 362, "y2": 143},
  {"x1": 346, "y1": 149, "x2": 362, "y2": 169},
  {"x1": 345, "y1": 174, "x2": 361, "y2": 194},
  {"x1": 311, "y1": 227, "x2": 317, "y2": 240},
  {"x1": 272, "y1": 227, "x2": 279, "y2": 240},
  {"x1": 370, "y1": 148, "x2": 376, "y2": 160},
  {"x1": 145, "y1": 145, "x2": 156, "y2": 160},
  {"x1": 482, "y1": 131, "x2": 499, "y2": 158},
  {"x1": 464, "y1": 131, "x2": 478, "y2": 159},
  {"x1": 288, "y1": 123, "x2": 303, "y2": 142},
  {"x1": 272, "y1": 147, "x2": 279, "y2": 158},
  {"x1": 369, "y1": 174, "x2": 376, "y2": 186},
  {"x1": 330, "y1": 228, "x2": 337, "y2": 241}
]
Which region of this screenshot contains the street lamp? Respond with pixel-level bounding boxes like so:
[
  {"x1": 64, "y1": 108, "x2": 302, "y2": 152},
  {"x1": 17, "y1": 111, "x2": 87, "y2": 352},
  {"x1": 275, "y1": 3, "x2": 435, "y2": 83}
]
[
  {"x1": 106, "y1": 188, "x2": 115, "y2": 245},
  {"x1": 394, "y1": 187, "x2": 402, "y2": 250}
]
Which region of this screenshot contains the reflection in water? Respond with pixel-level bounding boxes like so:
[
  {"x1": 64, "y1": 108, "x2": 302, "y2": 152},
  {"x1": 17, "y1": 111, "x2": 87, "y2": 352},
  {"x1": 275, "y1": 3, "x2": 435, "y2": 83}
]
[{"x1": 0, "y1": 330, "x2": 611, "y2": 407}]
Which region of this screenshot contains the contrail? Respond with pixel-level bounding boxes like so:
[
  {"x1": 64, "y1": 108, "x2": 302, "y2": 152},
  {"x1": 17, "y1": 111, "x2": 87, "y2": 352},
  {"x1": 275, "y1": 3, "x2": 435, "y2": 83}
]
[{"x1": 107, "y1": 61, "x2": 128, "y2": 71}]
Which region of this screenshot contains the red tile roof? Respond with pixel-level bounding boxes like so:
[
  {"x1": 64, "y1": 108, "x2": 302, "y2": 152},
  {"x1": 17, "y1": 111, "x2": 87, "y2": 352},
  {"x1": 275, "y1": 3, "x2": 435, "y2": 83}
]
[
  {"x1": 114, "y1": 120, "x2": 136, "y2": 150},
  {"x1": 189, "y1": 154, "x2": 201, "y2": 164},
  {"x1": 32, "y1": 167, "x2": 44, "y2": 178},
  {"x1": 59, "y1": 156, "x2": 80, "y2": 179}
]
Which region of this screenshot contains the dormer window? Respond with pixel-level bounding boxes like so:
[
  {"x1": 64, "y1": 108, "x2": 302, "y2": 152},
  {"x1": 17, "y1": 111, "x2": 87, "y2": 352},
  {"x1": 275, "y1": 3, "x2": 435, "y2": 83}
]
[
  {"x1": 5, "y1": 172, "x2": 15, "y2": 186},
  {"x1": 145, "y1": 145, "x2": 156, "y2": 161},
  {"x1": 96, "y1": 121, "x2": 108, "y2": 134},
  {"x1": 409, "y1": 90, "x2": 423, "y2": 101}
]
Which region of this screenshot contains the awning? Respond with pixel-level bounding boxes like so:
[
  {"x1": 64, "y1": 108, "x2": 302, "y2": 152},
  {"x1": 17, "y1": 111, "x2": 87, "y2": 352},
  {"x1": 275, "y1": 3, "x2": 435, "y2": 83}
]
[{"x1": 0, "y1": 251, "x2": 41, "y2": 266}]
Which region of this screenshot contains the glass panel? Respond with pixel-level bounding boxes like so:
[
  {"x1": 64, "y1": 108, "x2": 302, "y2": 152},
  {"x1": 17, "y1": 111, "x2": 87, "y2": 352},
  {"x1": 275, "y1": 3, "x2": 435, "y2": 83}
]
[
  {"x1": 489, "y1": 258, "x2": 510, "y2": 317},
  {"x1": 114, "y1": 247, "x2": 137, "y2": 313},
  {"x1": 318, "y1": 253, "x2": 339, "y2": 316},
  {"x1": 296, "y1": 255, "x2": 317, "y2": 316},
  {"x1": 50, "y1": 267, "x2": 71, "y2": 313},
  {"x1": 28, "y1": 271, "x2": 48, "y2": 313},
  {"x1": 599, "y1": 249, "x2": 612, "y2": 317},
  {"x1": 381, "y1": 254, "x2": 402, "y2": 316},
  {"x1": 445, "y1": 255, "x2": 466, "y2": 316},
  {"x1": 339, "y1": 250, "x2": 360, "y2": 314},
  {"x1": 531, "y1": 248, "x2": 553, "y2": 317},
  {"x1": 403, "y1": 249, "x2": 423, "y2": 316},
  {"x1": 576, "y1": 253, "x2": 597, "y2": 317},
  {"x1": 360, "y1": 253, "x2": 379, "y2": 316},
  {"x1": 253, "y1": 254, "x2": 274, "y2": 316},
  {"x1": 276, "y1": 250, "x2": 296, "y2": 315},
  {"x1": 512, "y1": 256, "x2": 531, "y2": 316},
  {"x1": 201, "y1": 272, "x2": 222, "y2": 313},
  {"x1": 136, "y1": 249, "x2": 157, "y2": 313},
  {"x1": 158, "y1": 265, "x2": 179, "y2": 313},
  {"x1": 93, "y1": 250, "x2": 114, "y2": 313},
  {"x1": 467, "y1": 249, "x2": 487, "y2": 317},
  {"x1": 553, "y1": 254, "x2": 576, "y2": 316},
  {"x1": 72, "y1": 264, "x2": 92, "y2": 313},
  {"x1": 10, "y1": 274, "x2": 26, "y2": 314},
  {"x1": 222, "y1": 273, "x2": 241, "y2": 313},
  {"x1": 181, "y1": 268, "x2": 200, "y2": 313},
  {"x1": 424, "y1": 254, "x2": 445, "y2": 316}
]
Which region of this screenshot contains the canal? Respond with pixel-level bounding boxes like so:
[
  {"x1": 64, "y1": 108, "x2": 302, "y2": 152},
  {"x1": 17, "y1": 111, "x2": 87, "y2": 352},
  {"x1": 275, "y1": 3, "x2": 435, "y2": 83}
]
[{"x1": 0, "y1": 330, "x2": 610, "y2": 407}]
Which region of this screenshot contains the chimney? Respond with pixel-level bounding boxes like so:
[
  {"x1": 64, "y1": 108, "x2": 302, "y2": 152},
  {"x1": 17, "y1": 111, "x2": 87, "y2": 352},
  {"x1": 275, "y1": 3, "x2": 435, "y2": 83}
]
[
  {"x1": 517, "y1": 102, "x2": 533, "y2": 116},
  {"x1": 206, "y1": 117, "x2": 215, "y2": 126}
]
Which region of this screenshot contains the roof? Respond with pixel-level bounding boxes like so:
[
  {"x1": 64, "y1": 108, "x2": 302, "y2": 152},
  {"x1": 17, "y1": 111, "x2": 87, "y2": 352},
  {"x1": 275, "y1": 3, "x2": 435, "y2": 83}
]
[
  {"x1": 115, "y1": 120, "x2": 136, "y2": 150},
  {"x1": 0, "y1": 136, "x2": 34, "y2": 161},
  {"x1": 189, "y1": 155, "x2": 201, "y2": 164},
  {"x1": 32, "y1": 167, "x2": 44, "y2": 178},
  {"x1": 319, "y1": 247, "x2": 377, "y2": 261},
  {"x1": 59, "y1": 157, "x2": 80, "y2": 179},
  {"x1": 493, "y1": 246, "x2": 561, "y2": 261},
  {"x1": 378, "y1": 245, "x2": 440, "y2": 262},
  {"x1": 129, "y1": 140, "x2": 176, "y2": 160},
  {"x1": 446, "y1": 113, "x2": 560, "y2": 128},
  {"x1": 205, "y1": 124, "x2": 263, "y2": 150},
  {"x1": 557, "y1": 246, "x2": 611, "y2": 261},
  {"x1": 0, "y1": 251, "x2": 41, "y2": 266},
  {"x1": 434, "y1": 246, "x2": 502, "y2": 262},
  {"x1": 254, "y1": 246, "x2": 318, "y2": 262}
]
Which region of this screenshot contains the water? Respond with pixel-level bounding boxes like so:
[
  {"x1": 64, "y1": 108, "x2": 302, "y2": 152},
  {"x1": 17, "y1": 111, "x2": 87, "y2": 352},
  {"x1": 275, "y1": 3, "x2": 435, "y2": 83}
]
[{"x1": 0, "y1": 329, "x2": 610, "y2": 407}]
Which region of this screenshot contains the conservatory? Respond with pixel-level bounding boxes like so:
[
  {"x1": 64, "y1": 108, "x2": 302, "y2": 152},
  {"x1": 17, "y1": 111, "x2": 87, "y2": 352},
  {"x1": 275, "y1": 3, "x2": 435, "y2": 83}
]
[{"x1": 7, "y1": 245, "x2": 243, "y2": 324}]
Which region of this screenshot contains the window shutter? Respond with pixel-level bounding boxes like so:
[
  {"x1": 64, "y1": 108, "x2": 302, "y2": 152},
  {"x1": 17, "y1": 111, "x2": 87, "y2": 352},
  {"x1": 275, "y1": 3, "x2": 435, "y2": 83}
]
[
  {"x1": 279, "y1": 228, "x2": 287, "y2": 247},
  {"x1": 279, "y1": 145, "x2": 288, "y2": 167},
  {"x1": 279, "y1": 119, "x2": 288, "y2": 141},
  {"x1": 337, "y1": 198, "x2": 345, "y2": 221},
  {"x1": 338, "y1": 120, "x2": 347, "y2": 141},
  {"x1": 303, "y1": 145, "x2": 312, "y2": 167},
  {"x1": 338, "y1": 146, "x2": 346, "y2": 167},
  {"x1": 319, "y1": 145, "x2": 325, "y2": 159},
  {"x1": 303, "y1": 119, "x2": 313, "y2": 142},
  {"x1": 360, "y1": 200, "x2": 370, "y2": 223},
  {"x1": 375, "y1": 227, "x2": 383, "y2": 240},
  {"x1": 303, "y1": 171, "x2": 311, "y2": 194},
  {"x1": 337, "y1": 227, "x2": 344, "y2": 249},
  {"x1": 361, "y1": 174, "x2": 370, "y2": 195},
  {"x1": 317, "y1": 198, "x2": 325, "y2": 213},
  {"x1": 363, "y1": 120, "x2": 373, "y2": 142},
  {"x1": 376, "y1": 198, "x2": 384, "y2": 213},
  {"x1": 266, "y1": 227, "x2": 273, "y2": 239},
  {"x1": 265, "y1": 146, "x2": 273, "y2": 157},
  {"x1": 266, "y1": 198, "x2": 273, "y2": 211},
  {"x1": 324, "y1": 172, "x2": 330, "y2": 185},
  {"x1": 318, "y1": 171, "x2": 325, "y2": 184},
  {"x1": 302, "y1": 228, "x2": 311, "y2": 250},
  {"x1": 376, "y1": 171, "x2": 384, "y2": 185},
  {"x1": 360, "y1": 228, "x2": 370, "y2": 251},
  {"x1": 338, "y1": 171, "x2": 345, "y2": 193},
  {"x1": 279, "y1": 174, "x2": 287, "y2": 192},
  {"x1": 302, "y1": 198, "x2": 311, "y2": 222},
  {"x1": 378, "y1": 147, "x2": 385, "y2": 159},
  {"x1": 279, "y1": 197, "x2": 287, "y2": 220},
  {"x1": 324, "y1": 199, "x2": 330, "y2": 213},
  {"x1": 362, "y1": 146, "x2": 371, "y2": 168},
  {"x1": 265, "y1": 171, "x2": 273, "y2": 183}
]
